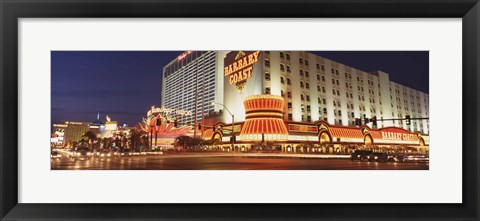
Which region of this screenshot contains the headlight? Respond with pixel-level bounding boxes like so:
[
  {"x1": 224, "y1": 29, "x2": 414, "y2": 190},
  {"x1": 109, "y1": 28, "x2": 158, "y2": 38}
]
[{"x1": 374, "y1": 156, "x2": 378, "y2": 159}]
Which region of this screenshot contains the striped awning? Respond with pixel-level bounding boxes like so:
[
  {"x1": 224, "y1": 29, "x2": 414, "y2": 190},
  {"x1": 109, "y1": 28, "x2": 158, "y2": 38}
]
[
  {"x1": 202, "y1": 129, "x2": 214, "y2": 140},
  {"x1": 329, "y1": 127, "x2": 364, "y2": 139},
  {"x1": 369, "y1": 131, "x2": 383, "y2": 139}
]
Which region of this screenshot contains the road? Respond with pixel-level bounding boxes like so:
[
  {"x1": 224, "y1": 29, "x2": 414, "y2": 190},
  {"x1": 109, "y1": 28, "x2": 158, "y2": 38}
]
[{"x1": 51, "y1": 152, "x2": 429, "y2": 170}]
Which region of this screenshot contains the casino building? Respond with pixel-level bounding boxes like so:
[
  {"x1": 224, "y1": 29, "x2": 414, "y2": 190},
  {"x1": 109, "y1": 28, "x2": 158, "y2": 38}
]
[{"x1": 162, "y1": 51, "x2": 429, "y2": 153}]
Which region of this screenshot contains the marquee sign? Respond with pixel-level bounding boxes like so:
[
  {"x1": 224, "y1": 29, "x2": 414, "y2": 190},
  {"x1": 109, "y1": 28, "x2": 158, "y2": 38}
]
[
  {"x1": 379, "y1": 128, "x2": 417, "y2": 141},
  {"x1": 224, "y1": 51, "x2": 260, "y2": 91},
  {"x1": 288, "y1": 124, "x2": 318, "y2": 133}
]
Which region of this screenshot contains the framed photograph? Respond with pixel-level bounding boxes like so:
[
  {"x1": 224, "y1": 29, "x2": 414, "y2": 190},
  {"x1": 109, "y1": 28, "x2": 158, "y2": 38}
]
[{"x1": 1, "y1": 0, "x2": 478, "y2": 220}]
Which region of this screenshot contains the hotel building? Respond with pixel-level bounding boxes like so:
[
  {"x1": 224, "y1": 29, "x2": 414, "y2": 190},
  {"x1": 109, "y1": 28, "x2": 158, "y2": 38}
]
[
  {"x1": 161, "y1": 51, "x2": 429, "y2": 152},
  {"x1": 161, "y1": 51, "x2": 228, "y2": 126}
]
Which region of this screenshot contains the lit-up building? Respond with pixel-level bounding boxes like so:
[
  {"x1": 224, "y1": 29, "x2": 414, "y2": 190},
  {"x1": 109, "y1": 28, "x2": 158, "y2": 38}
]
[
  {"x1": 161, "y1": 51, "x2": 228, "y2": 127},
  {"x1": 162, "y1": 51, "x2": 430, "y2": 152}
]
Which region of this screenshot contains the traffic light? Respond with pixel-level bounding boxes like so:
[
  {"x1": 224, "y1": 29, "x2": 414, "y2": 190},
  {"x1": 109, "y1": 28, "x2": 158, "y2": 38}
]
[
  {"x1": 364, "y1": 116, "x2": 370, "y2": 124},
  {"x1": 355, "y1": 118, "x2": 361, "y2": 126},
  {"x1": 230, "y1": 135, "x2": 236, "y2": 144},
  {"x1": 406, "y1": 115, "x2": 411, "y2": 125},
  {"x1": 370, "y1": 116, "x2": 377, "y2": 128},
  {"x1": 174, "y1": 119, "x2": 178, "y2": 127},
  {"x1": 156, "y1": 118, "x2": 162, "y2": 126}
]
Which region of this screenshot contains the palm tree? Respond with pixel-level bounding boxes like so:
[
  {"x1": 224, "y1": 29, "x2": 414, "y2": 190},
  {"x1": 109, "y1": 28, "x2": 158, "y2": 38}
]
[{"x1": 81, "y1": 131, "x2": 98, "y2": 150}]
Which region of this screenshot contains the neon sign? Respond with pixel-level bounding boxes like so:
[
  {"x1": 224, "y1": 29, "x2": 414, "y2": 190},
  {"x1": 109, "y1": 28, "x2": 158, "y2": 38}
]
[
  {"x1": 224, "y1": 51, "x2": 260, "y2": 86},
  {"x1": 147, "y1": 106, "x2": 192, "y2": 117},
  {"x1": 177, "y1": 51, "x2": 192, "y2": 61}
]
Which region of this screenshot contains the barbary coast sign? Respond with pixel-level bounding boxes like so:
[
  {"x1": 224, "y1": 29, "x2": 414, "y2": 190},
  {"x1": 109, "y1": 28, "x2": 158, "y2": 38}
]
[
  {"x1": 381, "y1": 131, "x2": 415, "y2": 141},
  {"x1": 224, "y1": 51, "x2": 260, "y2": 87}
]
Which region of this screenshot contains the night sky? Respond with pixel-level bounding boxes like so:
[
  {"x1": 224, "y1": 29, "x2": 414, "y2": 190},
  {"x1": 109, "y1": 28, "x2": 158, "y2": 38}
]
[{"x1": 51, "y1": 51, "x2": 429, "y2": 126}]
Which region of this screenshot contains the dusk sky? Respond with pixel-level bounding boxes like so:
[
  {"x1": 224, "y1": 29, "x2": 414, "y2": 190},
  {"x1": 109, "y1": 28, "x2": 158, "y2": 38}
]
[{"x1": 51, "y1": 51, "x2": 429, "y2": 126}]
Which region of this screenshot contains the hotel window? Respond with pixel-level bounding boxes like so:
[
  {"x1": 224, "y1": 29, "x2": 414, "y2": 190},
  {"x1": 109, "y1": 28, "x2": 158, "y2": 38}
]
[
  {"x1": 300, "y1": 81, "x2": 304, "y2": 88},
  {"x1": 332, "y1": 89, "x2": 336, "y2": 95},
  {"x1": 307, "y1": 105, "x2": 311, "y2": 112},
  {"x1": 265, "y1": 72, "x2": 270, "y2": 81},
  {"x1": 317, "y1": 85, "x2": 321, "y2": 92},
  {"x1": 280, "y1": 52, "x2": 284, "y2": 59},
  {"x1": 286, "y1": 66, "x2": 291, "y2": 73},
  {"x1": 301, "y1": 104, "x2": 305, "y2": 112},
  {"x1": 302, "y1": 115, "x2": 305, "y2": 121},
  {"x1": 322, "y1": 87, "x2": 326, "y2": 93},
  {"x1": 300, "y1": 70, "x2": 304, "y2": 76},
  {"x1": 265, "y1": 60, "x2": 270, "y2": 67},
  {"x1": 351, "y1": 112, "x2": 355, "y2": 117},
  {"x1": 346, "y1": 92, "x2": 349, "y2": 97},
  {"x1": 322, "y1": 76, "x2": 325, "y2": 82},
  {"x1": 306, "y1": 83, "x2": 310, "y2": 89},
  {"x1": 301, "y1": 94, "x2": 305, "y2": 101},
  {"x1": 265, "y1": 87, "x2": 271, "y2": 94},
  {"x1": 331, "y1": 68, "x2": 335, "y2": 73},
  {"x1": 318, "y1": 97, "x2": 321, "y2": 104},
  {"x1": 305, "y1": 71, "x2": 309, "y2": 77},
  {"x1": 280, "y1": 77, "x2": 285, "y2": 84},
  {"x1": 287, "y1": 91, "x2": 291, "y2": 98},
  {"x1": 317, "y1": 74, "x2": 320, "y2": 80},
  {"x1": 337, "y1": 90, "x2": 340, "y2": 96},
  {"x1": 316, "y1": 63, "x2": 320, "y2": 69},
  {"x1": 349, "y1": 74, "x2": 352, "y2": 78},
  {"x1": 288, "y1": 102, "x2": 292, "y2": 110},
  {"x1": 305, "y1": 60, "x2": 309, "y2": 66},
  {"x1": 286, "y1": 54, "x2": 290, "y2": 60},
  {"x1": 323, "y1": 108, "x2": 327, "y2": 114},
  {"x1": 336, "y1": 80, "x2": 339, "y2": 85},
  {"x1": 306, "y1": 95, "x2": 310, "y2": 101},
  {"x1": 299, "y1": 58, "x2": 304, "y2": 64},
  {"x1": 335, "y1": 70, "x2": 339, "y2": 75},
  {"x1": 281, "y1": 90, "x2": 284, "y2": 97},
  {"x1": 339, "y1": 119, "x2": 342, "y2": 125},
  {"x1": 345, "y1": 73, "x2": 348, "y2": 78},
  {"x1": 288, "y1": 113, "x2": 293, "y2": 120},
  {"x1": 350, "y1": 92, "x2": 353, "y2": 98},
  {"x1": 332, "y1": 79, "x2": 335, "y2": 84},
  {"x1": 333, "y1": 100, "x2": 336, "y2": 106},
  {"x1": 323, "y1": 98, "x2": 326, "y2": 104},
  {"x1": 287, "y1": 78, "x2": 291, "y2": 85},
  {"x1": 321, "y1": 65, "x2": 325, "y2": 70},
  {"x1": 307, "y1": 116, "x2": 311, "y2": 121}
]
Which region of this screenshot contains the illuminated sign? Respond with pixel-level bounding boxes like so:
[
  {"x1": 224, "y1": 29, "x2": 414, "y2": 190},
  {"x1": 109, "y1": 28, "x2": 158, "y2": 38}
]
[
  {"x1": 147, "y1": 106, "x2": 192, "y2": 117},
  {"x1": 288, "y1": 124, "x2": 318, "y2": 133},
  {"x1": 177, "y1": 51, "x2": 192, "y2": 61},
  {"x1": 105, "y1": 121, "x2": 118, "y2": 131},
  {"x1": 381, "y1": 131, "x2": 416, "y2": 141},
  {"x1": 224, "y1": 51, "x2": 260, "y2": 86}
]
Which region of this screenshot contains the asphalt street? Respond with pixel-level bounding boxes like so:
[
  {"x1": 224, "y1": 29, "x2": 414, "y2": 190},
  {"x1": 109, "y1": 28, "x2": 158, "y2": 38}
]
[{"x1": 51, "y1": 152, "x2": 429, "y2": 170}]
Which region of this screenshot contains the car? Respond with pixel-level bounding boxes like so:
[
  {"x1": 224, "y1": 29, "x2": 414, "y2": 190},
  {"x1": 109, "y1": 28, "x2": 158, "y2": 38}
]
[
  {"x1": 351, "y1": 150, "x2": 373, "y2": 161},
  {"x1": 50, "y1": 151, "x2": 62, "y2": 159},
  {"x1": 402, "y1": 154, "x2": 429, "y2": 162},
  {"x1": 97, "y1": 149, "x2": 112, "y2": 158},
  {"x1": 70, "y1": 147, "x2": 93, "y2": 160},
  {"x1": 114, "y1": 148, "x2": 131, "y2": 157},
  {"x1": 368, "y1": 152, "x2": 388, "y2": 162}
]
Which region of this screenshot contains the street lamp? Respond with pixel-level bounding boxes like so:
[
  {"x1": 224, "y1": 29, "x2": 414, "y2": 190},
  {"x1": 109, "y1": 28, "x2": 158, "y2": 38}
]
[{"x1": 211, "y1": 101, "x2": 235, "y2": 150}]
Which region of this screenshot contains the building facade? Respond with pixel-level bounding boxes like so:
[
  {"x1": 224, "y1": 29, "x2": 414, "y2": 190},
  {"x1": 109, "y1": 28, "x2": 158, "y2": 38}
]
[
  {"x1": 161, "y1": 51, "x2": 227, "y2": 127},
  {"x1": 162, "y1": 51, "x2": 429, "y2": 135}
]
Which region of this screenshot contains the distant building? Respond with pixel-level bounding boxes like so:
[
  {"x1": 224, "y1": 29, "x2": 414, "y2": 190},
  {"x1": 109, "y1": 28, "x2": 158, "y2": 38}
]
[{"x1": 52, "y1": 121, "x2": 91, "y2": 147}]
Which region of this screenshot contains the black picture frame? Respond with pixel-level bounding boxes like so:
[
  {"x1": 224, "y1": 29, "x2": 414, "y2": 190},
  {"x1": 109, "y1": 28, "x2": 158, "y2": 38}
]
[{"x1": 1, "y1": 0, "x2": 479, "y2": 220}]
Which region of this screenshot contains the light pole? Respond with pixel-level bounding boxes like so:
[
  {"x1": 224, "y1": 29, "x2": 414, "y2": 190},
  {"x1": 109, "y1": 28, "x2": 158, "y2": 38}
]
[{"x1": 211, "y1": 101, "x2": 235, "y2": 151}]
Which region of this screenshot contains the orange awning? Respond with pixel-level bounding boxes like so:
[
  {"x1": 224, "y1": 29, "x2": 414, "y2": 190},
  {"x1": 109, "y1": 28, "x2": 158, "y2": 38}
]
[
  {"x1": 329, "y1": 127, "x2": 364, "y2": 139},
  {"x1": 202, "y1": 129, "x2": 214, "y2": 140}
]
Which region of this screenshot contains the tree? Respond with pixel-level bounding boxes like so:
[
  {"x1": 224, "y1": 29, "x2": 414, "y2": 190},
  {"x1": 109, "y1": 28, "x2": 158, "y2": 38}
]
[{"x1": 81, "y1": 131, "x2": 98, "y2": 150}]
